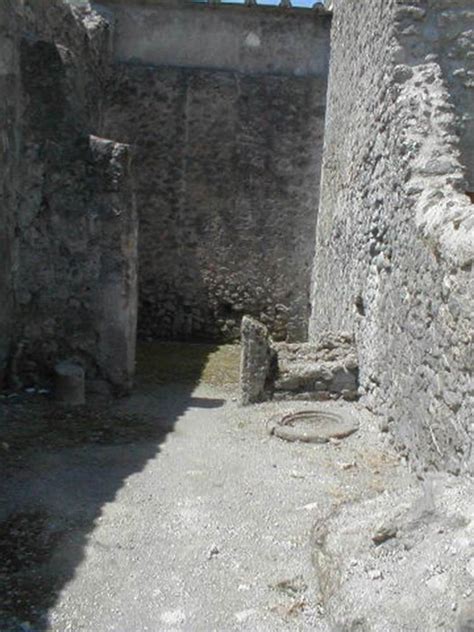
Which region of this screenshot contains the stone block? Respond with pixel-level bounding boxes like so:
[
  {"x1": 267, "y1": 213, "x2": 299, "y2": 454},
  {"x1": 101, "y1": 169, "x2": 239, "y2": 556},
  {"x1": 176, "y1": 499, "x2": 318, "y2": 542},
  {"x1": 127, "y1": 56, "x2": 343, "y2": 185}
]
[{"x1": 239, "y1": 316, "x2": 273, "y2": 405}]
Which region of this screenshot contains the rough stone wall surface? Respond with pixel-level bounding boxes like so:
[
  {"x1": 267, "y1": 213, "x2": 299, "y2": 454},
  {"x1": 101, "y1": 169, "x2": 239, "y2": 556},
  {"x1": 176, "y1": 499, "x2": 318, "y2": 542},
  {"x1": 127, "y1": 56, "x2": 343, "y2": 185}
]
[
  {"x1": 104, "y1": 64, "x2": 327, "y2": 341},
  {"x1": 310, "y1": 0, "x2": 474, "y2": 473},
  {"x1": 239, "y1": 316, "x2": 273, "y2": 405},
  {"x1": 2, "y1": 1, "x2": 138, "y2": 392},
  {"x1": 0, "y1": 1, "x2": 21, "y2": 385}
]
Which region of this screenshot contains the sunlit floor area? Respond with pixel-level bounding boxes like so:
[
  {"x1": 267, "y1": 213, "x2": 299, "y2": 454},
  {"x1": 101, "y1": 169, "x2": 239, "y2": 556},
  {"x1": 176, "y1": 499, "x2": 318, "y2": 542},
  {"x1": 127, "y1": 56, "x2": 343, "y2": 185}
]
[{"x1": 1, "y1": 345, "x2": 471, "y2": 632}]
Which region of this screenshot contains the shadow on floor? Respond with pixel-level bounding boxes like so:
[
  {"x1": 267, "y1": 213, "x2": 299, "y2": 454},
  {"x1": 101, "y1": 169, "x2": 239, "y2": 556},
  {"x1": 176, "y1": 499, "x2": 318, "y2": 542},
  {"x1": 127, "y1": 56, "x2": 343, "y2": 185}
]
[{"x1": 0, "y1": 342, "x2": 238, "y2": 631}]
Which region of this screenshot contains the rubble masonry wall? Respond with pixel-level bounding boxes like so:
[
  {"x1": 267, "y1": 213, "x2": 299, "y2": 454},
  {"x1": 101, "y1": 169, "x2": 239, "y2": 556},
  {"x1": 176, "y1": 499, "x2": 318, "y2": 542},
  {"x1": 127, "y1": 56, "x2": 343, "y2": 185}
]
[
  {"x1": 310, "y1": 0, "x2": 474, "y2": 473},
  {"x1": 99, "y1": 1, "x2": 330, "y2": 341},
  {"x1": 1, "y1": 0, "x2": 138, "y2": 392}
]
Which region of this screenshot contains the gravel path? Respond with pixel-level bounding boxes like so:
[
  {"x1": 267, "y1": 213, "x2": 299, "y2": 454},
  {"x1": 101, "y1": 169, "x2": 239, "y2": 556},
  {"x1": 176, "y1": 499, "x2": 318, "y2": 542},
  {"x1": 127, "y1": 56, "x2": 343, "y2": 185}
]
[{"x1": 0, "y1": 347, "x2": 412, "y2": 632}]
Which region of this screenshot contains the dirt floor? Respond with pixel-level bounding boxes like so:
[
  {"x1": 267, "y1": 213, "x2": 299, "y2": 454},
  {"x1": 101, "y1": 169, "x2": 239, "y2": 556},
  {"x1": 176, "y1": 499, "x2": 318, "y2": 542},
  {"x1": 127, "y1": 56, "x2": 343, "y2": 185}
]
[{"x1": 0, "y1": 344, "x2": 473, "y2": 632}]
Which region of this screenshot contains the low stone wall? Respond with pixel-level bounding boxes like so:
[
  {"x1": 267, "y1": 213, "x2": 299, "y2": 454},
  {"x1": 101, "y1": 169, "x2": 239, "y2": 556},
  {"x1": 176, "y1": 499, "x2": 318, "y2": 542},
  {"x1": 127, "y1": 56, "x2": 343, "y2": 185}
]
[
  {"x1": 310, "y1": 0, "x2": 474, "y2": 473},
  {"x1": 272, "y1": 335, "x2": 358, "y2": 402},
  {"x1": 239, "y1": 317, "x2": 358, "y2": 405}
]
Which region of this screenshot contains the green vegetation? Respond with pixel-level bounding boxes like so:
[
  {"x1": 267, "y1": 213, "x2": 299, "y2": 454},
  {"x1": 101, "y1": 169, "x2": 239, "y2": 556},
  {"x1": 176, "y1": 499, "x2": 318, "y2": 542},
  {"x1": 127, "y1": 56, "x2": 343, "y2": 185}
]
[{"x1": 136, "y1": 342, "x2": 240, "y2": 387}]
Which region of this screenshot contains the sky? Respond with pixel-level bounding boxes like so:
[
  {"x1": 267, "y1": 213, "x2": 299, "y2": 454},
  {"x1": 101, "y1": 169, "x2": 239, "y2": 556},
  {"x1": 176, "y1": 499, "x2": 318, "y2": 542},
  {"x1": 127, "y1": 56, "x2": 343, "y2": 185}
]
[
  {"x1": 214, "y1": 0, "x2": 318, "y2": 6},
  {"x1": 250, "y1": 0, "x2": 316, "y2": 4}
]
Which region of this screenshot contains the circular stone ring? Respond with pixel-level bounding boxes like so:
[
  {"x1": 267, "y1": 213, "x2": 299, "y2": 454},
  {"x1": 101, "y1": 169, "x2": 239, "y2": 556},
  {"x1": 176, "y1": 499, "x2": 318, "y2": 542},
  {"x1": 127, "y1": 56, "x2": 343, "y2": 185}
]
[{"x1": 268, "y1": 409, "x2": 359, "y2": 444}]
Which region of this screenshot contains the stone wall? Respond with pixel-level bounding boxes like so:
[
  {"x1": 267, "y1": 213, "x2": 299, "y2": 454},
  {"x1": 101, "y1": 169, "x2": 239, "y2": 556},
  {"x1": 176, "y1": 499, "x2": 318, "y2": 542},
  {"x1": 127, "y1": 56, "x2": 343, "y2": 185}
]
[
  {"x1": 104, "y1": 66, "x2": 326, "y2": 341},
  {"x1": 0, "y1": 1, "x2": 21, "y2": 386},
  {"x1": 310, "y1": 0, "x2": 474, "y2": 473},
  {"x1": 101, "y1": 1, "x2": 330, "y2": 341},
  {"x1": 1, "y1": 1, "x2": 138, "y2": 392},
  {"x1": 427, "y1": 1, "x2": 474, "y2": 189},
  {"x1": 239, "y1": 316, "x2": 358, "y2": 405}
]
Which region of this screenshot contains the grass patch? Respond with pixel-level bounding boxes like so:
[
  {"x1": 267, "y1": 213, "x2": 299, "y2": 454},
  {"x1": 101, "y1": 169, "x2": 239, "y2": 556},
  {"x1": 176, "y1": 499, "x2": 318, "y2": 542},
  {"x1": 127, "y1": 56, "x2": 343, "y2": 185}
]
[{"x1": 136, "y1": 342, "x2": 240, "y2": 387}]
